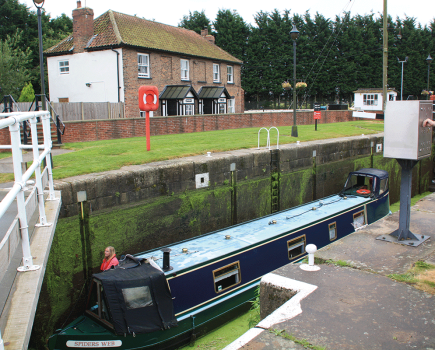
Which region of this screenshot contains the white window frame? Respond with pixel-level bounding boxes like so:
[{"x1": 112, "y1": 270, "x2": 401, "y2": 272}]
[
  {"x1": 184, "y1": 104, "x2": 194, "y2": 115},
  {"x1": 59, "y1": 60, "x2": 69, "y2": 74},
  {"x1": 228, "y1": 98, "x2": 235, "y2": 113},
  {"x1": 213, "y1": 63, "x2": 220, "y2": 82},
  {"x1": 227, "y1": 65, "x2": 233, "y2": 83},
  {"x1": 363, "y1": 94, "x2": 378, "y2": 106},
  {"x1": 181, "y1": 59, "x2": 189, "y2": 81},
  {"x1": 138, "y1": 53, "x2": 150, "y2": 78}
]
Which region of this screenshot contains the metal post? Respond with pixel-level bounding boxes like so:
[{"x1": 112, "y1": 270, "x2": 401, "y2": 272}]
[
  {"x1": 56, "y1": 115, "x2": 62, "y2": 144},
  {"x1": 36, "y1": 5, "x2": 47, "y2": 111},
  {"x1": 291, "y1": 39, "x2": 298, "y2": 137},
  {"x1": 382, "y1": 0, "x2": 388, "y2": 110},
  {"x1": 377, "y1": 159, "x2": 430, "y2": 246},
  {"x1": 41, "y1": 114, "x2": 56, "y2": 200},
  {"x1": 29, "y1": 116, "x2": 51, "y2": 227},
  {"x1": 9, "y1": 122, "x2": 40, "y2": 272}
]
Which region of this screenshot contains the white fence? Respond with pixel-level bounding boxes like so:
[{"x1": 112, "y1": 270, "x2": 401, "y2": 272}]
[{"x1": 0, "y1": 110, "x2": 56, "y2": 284}]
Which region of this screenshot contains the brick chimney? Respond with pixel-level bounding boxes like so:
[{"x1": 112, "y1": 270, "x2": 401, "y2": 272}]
[
  {"x1": 201, "y1": 28, "x2": 215, "y2": 45},
  {"x1": 72, "y1": 0, "x2": 94, "y2": 53}
]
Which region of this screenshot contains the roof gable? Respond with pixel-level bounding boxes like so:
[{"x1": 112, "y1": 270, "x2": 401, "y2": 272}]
[{"x1": 46, "y1": 10, "x2": 242, "y2": 64}]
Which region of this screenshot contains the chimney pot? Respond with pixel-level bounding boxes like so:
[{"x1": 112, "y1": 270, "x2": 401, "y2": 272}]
[{"x1": 77, "y1": 0, "x2": 81, "y2": 8}]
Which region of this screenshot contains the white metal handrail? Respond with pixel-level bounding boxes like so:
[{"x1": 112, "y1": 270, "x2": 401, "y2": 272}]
[
  {"x1": 0, "y1": 110, "x2": 56, "y2": 276},
  {"x1": 257, "y1": 127, "x2": 279, "y2": 150}
]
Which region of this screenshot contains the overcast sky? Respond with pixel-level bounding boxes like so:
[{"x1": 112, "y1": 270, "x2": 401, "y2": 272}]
[{"x1": 19, "y1": 0, "x2": 434, "y2": 28}]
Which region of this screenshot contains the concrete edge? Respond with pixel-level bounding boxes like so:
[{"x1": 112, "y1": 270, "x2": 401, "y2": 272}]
[
  {"x1": 222, "y1": 272, "x2": 318, "y2": 350},
  {"x1": 2, "y1": 191, "x2": 62, "y2": 349}
]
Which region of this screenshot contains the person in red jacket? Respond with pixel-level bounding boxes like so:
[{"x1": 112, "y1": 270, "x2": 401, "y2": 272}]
[{"x1": 100, "y1": 246, "x2": 119, "y2": 271}]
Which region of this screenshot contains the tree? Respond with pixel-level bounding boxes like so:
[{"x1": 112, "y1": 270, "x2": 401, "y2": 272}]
[
  {"x1": 18, "y1": 82, "x2": 35, "y2": 102},
  {"x1": 0, "y1": 0, "x2": 72, "y2": 95},
  {"x1": 213, "y1": 9, "x2": 249, "y2": 61},
  {"x1": 0, "y1": 31, "x2": 31, "y2": 100},
  {"x1": 178, "y1": 10, "x2": 212, "y2": 34}
]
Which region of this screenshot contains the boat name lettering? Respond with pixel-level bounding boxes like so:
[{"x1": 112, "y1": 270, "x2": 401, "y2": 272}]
[{"x1": 66, "y1": 340, "x2": 122, "y2": 348}]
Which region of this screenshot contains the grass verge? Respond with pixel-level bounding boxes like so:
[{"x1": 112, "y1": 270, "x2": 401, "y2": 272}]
[
  {"x1": 47, "y1": 121, "x2": 383, "y2": 180},
  {"x1": 387, "y1": 261, "x2": 435, "y2": 294},
  {"x1": 389, "y1": 191, "x2": 432, "y2": 213},
  {"x1": 270, "y1": 329, "x2": 326, "y2": 350}
]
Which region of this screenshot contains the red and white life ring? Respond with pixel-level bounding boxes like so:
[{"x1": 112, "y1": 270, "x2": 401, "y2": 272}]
[{"x1": 356, "y1": 189, "x2": 370, "y2": 195}]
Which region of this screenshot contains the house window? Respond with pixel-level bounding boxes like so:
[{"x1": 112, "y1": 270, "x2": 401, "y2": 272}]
[
  {"x1": 329, "y1": 222, "x2": 337, "y2": 241},
  {"x1": 213, "y1": 261, "x2": 241, "y2": 293},
  {"x1": 138, "y1": 53, "x2": 150, "y2": 78},
  {"x1": 181, "y1": 59, "x2": 189, "y2": 81},
  {"x1": 213, "y1": 63, "x2": 220, "y2": 82},
  {"x1": 363, "y1": 94, "x2": 378, "y2": 106},
  {"x1": 59, "y1": 60, "x2": 69, "y2": 74},
  {"x1": 228, "y1": 98, "x2": 235, "y2": 113},
  {"x1": 287, "y1": 235, "x2": 306, "y2": 260},
  {"x1": 227, "y1": 66, "x2": 233, "y2": 83}
]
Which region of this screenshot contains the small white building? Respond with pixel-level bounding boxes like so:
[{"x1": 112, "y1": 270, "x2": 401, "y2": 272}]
[{"x1": 353, "y1": 88, "x2": 398, "y2": 112}]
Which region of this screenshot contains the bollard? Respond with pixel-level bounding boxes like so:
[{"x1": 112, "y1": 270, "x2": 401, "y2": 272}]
[{"x1": 300, "y1": 244, "x2": 320, "y2": 271}]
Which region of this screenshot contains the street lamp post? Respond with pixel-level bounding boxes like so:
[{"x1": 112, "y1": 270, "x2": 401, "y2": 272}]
[
  {"x1": 290, "y1": 25, "x2": 299, "y2": 138},
  {"x1": 397, "y1": 56, "x2": 408, "y2": 101},
  {"x1": 427, "y1": 54, "x2": 433, "y2": 96},
  {"x1": 33, "y1": 0, "x2": 46, "y2": 110}
]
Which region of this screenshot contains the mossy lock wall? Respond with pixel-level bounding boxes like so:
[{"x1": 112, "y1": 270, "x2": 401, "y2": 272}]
[{"x1": 30, "y1": 134, "x2": 433, "y2": 347}]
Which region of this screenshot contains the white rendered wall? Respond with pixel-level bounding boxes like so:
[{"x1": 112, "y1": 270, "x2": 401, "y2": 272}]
[
  {"x1": 354, "y1": 92, "x2": 397, "y2": 111},
  {"x1": 47, "y1": 49, "x2": 124, "y2": 103}
]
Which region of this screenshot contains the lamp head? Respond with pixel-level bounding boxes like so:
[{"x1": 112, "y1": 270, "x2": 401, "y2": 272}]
[
  {"x1": 33, "y1": 0, "x2": 44, "y2": 8},
  {"x1": 427, "y1": 54, "x2": 433, "y2": 65},
  {"x1": 290, "y1": 25, "x2": 299, "y2": 41}
]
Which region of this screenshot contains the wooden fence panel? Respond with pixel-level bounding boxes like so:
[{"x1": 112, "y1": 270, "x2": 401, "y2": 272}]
[{"x1": 14, "y1": 102, "x2": 125, "y2": 121}]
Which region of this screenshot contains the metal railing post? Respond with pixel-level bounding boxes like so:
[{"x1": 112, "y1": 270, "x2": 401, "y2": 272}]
[
  {"x1": 29, "y1": 116, "x2": 52, "y2": 227},
  {"x1": 9, "y1": 121, "x2": 40, "y2": 272},
  {"x1": 41, "y1": 113, "x2": 56, "y2": 200},
  {"x1": 56, "y1": 115, "x2": 62, "y2": 144}
]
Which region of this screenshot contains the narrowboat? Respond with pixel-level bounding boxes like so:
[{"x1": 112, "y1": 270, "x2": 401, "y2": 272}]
[{"x1": 48, "y1": 168, "x2": 390, "y2": 349}]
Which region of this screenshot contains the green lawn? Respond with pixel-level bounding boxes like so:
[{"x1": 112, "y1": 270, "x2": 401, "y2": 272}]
[{"x1": 51, "y1": 121, "x2": 384, "y2": 180}]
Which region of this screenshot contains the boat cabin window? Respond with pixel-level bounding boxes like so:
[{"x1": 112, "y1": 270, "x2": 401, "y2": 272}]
[
  {"x1": 329, "y1": 222, "x2": 337, "y2": 241},
  {"x1": 287, "y1": 235, "x2": 306, "y2": 260},
  {"x1": 122, "y1": 286, "x2": 153, "y2": 310},
  {"x1": 342, "y1": 174, "x2": 376, "y2": 197},
  {"x1": 379, "y1": 178, "x2": 388, "y2": 195},
  {"x1": 353, "y1": 210, "x2": 365, "y2": 229},
  {"x1": 213, "y1": 262, "x2": 241, "y2": 293}
]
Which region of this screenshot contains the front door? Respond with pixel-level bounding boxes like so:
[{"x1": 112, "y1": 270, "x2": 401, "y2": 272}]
[
  {"x1": 203, "y1": 100, "x2": 213, "y2": 114},
  {"x1": 167, "y1": 100, "x2": 178, "y2": 116}
]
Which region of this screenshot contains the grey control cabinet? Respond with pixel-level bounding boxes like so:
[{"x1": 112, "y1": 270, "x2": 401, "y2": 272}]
[{"x1": 384, "y1": 100, "x2": 433, "y2": 160}]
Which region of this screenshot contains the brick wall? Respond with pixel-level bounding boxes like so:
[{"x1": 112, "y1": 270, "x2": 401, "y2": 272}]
[
  {"x1": 72, "y1": 3, "x2": 94, "y2": 54},
  {"x1": 122, "y1": 47, "x2": 244, "y2": 119},
  {"x1": 60, "y1": 110, "x2": 359, "y2": 143},
  {"x1": 0, "y1": 128, "x2": 10, "y2": 150}
]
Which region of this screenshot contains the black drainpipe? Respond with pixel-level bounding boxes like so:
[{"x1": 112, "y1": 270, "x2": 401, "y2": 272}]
[{"x1": 111, "y1": 47, "x2": 120, "y2": 102}]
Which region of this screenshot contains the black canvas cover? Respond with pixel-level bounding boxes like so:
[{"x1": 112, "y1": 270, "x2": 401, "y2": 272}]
[{"x1": 93, "y1": 256, "x2": 178, "y2": 335}]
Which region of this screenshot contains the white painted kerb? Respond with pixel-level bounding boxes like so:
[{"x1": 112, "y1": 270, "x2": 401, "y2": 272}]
[{"x1": 223, "y1": 273, "x2": 318, "y2": 350}]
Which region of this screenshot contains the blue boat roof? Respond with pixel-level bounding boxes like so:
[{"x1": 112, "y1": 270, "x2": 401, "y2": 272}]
[{"x1": 136, "y1": 195, "x2": 369, "y2": 274}]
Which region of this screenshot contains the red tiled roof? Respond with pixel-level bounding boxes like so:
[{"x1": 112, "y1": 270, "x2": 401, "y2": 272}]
[{"x1": 46, "y1": 10, "x2": 241, "y2": 64}]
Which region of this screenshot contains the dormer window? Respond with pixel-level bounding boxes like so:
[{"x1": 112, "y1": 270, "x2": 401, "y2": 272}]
[
  {"x1": 181, "y1": 59, "x2": 189, "y2": 81},
  {"x1": 138, "y1": 53, "x2": 150, "y2": 78}
]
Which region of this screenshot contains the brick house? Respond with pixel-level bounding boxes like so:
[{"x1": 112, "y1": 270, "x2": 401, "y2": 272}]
[{"x1": 45, "y1": 1, "x2": 244, "y2": 118}]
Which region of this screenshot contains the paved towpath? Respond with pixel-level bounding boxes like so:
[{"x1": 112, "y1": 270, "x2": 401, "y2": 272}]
[{"x1": 226, "y1": 193, "x2": 435, "y2": 350}]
